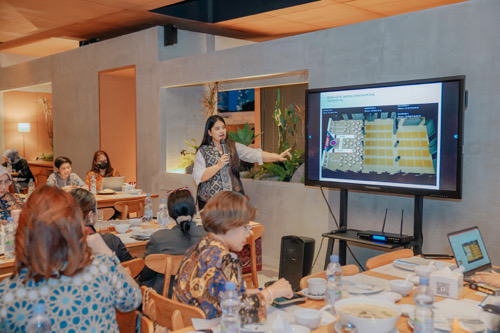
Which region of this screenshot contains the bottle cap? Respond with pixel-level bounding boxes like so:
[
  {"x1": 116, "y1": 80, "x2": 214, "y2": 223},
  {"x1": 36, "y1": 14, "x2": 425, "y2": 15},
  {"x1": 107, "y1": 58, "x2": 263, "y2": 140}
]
[
  {"x1": 419, "y1": 276, "x2": 430, "y2": 285},
  {"x1": 161, "y1": 198, "x2": 166, "y2": 203},
  {"x1": 225, "y1": 281, "x2": 236, "y2": 291},
  {"x1": 7, "y1": 217, "x2": 13, "y2": 222},
  {"x1": 147, "y1": 193, "x2": 151, "y2": 196},
  {"x1": 330, "y1": 254, "x2": 339, "y2": 263}
]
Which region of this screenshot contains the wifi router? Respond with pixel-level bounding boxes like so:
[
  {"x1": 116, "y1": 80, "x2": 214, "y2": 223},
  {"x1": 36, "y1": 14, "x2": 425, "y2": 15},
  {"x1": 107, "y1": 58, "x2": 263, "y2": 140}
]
[
  {"x1": 357, "y1": 230, "x2": 413, "y2": 244},
  {"x1": 357, "y1": 208, "x2": 413, "y2": 244}
]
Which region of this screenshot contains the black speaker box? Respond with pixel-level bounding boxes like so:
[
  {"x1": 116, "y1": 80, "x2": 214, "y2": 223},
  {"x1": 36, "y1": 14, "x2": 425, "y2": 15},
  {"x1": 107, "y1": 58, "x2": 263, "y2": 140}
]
[
  {"x1": 164, "y1": 24, "x2": 178, "y2": 46},
  {"x1": 279, "y1": 236, "x2": 315, "y2": 291}
]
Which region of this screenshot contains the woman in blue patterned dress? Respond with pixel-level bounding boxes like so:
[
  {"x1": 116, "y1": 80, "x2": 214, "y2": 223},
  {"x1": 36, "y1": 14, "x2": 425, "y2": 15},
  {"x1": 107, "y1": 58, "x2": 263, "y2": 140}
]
[
  {"x1": 0, "y1": 165, "x2": 23, "y2": 225},
  {"x1": 174, "y1": 191, "x2": 293, "y2": 324},
  {"x1": 0, "y1": 185, "x2": 141, "y2": 332}
]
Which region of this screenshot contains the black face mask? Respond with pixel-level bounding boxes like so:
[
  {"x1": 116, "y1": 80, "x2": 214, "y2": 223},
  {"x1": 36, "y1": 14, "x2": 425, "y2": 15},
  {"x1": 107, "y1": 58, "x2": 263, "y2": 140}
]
[{"x1": 98, "y1": 162, "x2": 108, "y2": 169}]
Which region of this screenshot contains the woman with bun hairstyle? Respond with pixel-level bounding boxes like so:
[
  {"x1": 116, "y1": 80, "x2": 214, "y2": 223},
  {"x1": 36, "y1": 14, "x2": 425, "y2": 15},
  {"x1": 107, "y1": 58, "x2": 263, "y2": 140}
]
[{"x1": 140, "y1": 188, "x2": 205, "y2": 295}]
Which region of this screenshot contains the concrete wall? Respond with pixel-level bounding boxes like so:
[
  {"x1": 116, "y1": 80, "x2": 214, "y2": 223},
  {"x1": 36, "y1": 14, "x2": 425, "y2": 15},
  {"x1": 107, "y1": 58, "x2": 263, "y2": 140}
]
[{"x1": 0, "y1": 0, "x2": 499, "y2": 273}]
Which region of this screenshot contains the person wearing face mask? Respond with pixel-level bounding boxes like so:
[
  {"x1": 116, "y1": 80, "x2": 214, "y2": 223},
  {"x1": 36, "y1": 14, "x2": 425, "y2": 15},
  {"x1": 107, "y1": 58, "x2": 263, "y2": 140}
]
[
  {"x1": 84, "y1": 150, "x2": 120, "y2": 191},
  {"x1": 1, "y1": 148, "x2": 34, "y2": 192},
  {"x1": 193, "y1": 115, "x2": 292, "y2": 210},
  {"x1": 46, "y1": 156, "x2": 87, "y2": 191}
]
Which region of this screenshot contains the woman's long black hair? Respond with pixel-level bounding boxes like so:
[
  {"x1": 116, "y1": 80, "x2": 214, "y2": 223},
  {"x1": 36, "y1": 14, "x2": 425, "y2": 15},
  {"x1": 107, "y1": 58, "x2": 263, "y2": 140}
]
[
  {"x1": 198, "y1": 115, "x2": 240, "y2": 176},
  {"x1": 167, "y1": 189, "x2": 196, "y2": 237}
]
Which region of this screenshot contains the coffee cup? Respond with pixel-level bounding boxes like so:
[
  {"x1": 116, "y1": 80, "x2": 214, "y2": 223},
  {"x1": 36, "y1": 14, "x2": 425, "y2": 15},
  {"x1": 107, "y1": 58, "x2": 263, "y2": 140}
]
[{"x1": 308, "y1": 278, "x2": 327, "y2": 296}]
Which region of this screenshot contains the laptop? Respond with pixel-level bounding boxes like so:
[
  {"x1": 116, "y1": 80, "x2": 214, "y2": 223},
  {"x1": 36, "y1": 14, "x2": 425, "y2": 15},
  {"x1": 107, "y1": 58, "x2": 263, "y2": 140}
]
[
  {"x1": 100, "y1": 176, "x2": 126, "y2": 192},
  {"x1": 448, "y1": 226, "x2": 500, "y2": 281}
]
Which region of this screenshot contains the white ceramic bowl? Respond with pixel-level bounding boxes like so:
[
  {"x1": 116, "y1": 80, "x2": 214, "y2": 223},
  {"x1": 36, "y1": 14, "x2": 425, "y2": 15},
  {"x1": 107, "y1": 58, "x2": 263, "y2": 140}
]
[
  {"x1": 114, "y1": 223, "x2": 130, "y2": 234},
  {"x1": 390, "y1": 279, "x2": 414, "y2": 297},
  {"x1": 334, "y1": 297, "x2": 401, "y2": 333},
  {"x1": 128, "y1": 218, "x2": 142, "y2": 226},
  {"x1": 290, "y1": 324, "x2": 311, "y2": 333},
  {"x1": 295, "y1": 308, "x2": 322, "y2": 329}
]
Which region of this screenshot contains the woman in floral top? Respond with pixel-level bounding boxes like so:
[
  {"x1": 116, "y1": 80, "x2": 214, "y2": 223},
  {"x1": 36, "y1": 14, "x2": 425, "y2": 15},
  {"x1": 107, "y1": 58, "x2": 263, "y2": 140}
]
[
  {"x1": 0, "y1": 165, "x2": 23, "y2": 225},
  {"x1": 0, "y1": 186, "x2": 141, "y2": 332},
  {"x1": 174, "y1": 191, "x2": 292, "y2": 324}
]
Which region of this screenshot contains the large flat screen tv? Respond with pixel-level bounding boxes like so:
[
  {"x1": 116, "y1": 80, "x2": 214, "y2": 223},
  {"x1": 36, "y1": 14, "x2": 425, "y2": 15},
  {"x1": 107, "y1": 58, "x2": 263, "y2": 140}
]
[{"x1": 305, "y1": 76, "x2": 465, "y2": 199}]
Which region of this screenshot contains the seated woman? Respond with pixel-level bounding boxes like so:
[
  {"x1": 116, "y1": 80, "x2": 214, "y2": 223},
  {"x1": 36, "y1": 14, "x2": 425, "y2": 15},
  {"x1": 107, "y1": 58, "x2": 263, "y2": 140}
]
[
  {"x1": 84, "y1": 150, "x2": 120, "y2": 191},
  {"x1": 70, "y1": 187, "x2": 133, "y2": 263},
  {"x1": 140, "y1": 188, "x2": 206, "y2": 294},
  {"x1": 0, "y1": 165, "x2": 23, "y2": 225},
  {"x1": 174, "y1": 191, "x2": 293, "y2": 324},
  {"x1": 0, "y1": 186, "x2": 141, "y2": 331},
  {"x1": 2, "y1": 148, "x2": 34, "y2": 191},
  {"x1": 47, "y1": 156, "x2": 86, "y2": 191}
]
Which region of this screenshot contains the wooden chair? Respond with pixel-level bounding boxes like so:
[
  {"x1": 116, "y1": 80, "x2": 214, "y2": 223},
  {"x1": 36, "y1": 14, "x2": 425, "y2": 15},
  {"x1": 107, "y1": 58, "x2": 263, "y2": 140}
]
[
  {"x1": 0, "y1": 272, "x2": 12, "y2": 282},
  {"x1": 114, "y1": 198, "x2": 144, "y2": 219},
  {"x1": 98, "y1": 207, "x2": 115, "y2": 221},
  {"x1": 299, "y1": 264, "x2": 360, "y2": 290},
  {"x1": 121, "y1": 258, "x2": 145, "y2": 279},
  {"x1": 144, "y1": 253, "x2": 184, "y2": 298},
  {"x1": 366, "y1": 248, "x2": 414, "y2": 270},
  {"x1": 242, "y1": 223, "x2": 264, "y2": 289},
  {"x1": 141, "y1": 286, "x2": 205, "y2": 331},
  {"x1": 116, "y1": 310, "x2": 154, "y2": 333}
]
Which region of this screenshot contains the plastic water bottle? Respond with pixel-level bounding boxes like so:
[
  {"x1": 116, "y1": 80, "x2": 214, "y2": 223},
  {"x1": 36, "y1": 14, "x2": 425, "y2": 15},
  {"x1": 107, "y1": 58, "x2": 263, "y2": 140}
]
[
  {"x1": 90, "y1": 175, "x2": 97, "y2": 195},
  {"x1": 28, "y1": 178, "x2": 35, "y2": 196},
  {"x1": 6, "y1": 160, "x2": 12, "y2": 173},
  {"x1": 144, "y1": 193, "x2": 153, "y2": 222},
  {"x1": 220, "y1": 281, "x2": 241, "y2": 333},
  {"x1": 325, "y1": 254, "x2": 343, "y2": 314},
  {"x1": 26, "y1": 303, "x2": 52, "y2": 333},
  {"x1": 4, "y1": 217, "x2": 15, "y2": 259},
  {"x1": 157, "y1": 199, "x2": 168, "y2": 227},
  {"x1": 414, "y1": 276, "x2": 434, "y2": 333}
]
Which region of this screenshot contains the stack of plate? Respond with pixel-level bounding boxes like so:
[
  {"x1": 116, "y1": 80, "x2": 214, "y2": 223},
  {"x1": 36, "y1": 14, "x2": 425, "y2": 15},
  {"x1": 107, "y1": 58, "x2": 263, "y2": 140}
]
[{"x1": 131, "y1": 229, "x2": 155, "y2": 240}]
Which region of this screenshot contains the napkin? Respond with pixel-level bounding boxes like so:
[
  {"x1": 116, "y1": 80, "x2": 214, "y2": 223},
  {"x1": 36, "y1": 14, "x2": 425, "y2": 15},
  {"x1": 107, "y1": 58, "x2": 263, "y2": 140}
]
[{"x1": 271, "y1": 314, "x2": 292, "y2": 333}]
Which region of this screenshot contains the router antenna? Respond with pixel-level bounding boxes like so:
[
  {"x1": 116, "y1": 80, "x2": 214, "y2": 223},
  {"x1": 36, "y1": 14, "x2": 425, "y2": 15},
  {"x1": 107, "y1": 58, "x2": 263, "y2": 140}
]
[
  {"x1": 381, "y1": 208, "x2": 388, "y2": 233},
  {"x1": 400, "y1": 209, "x2": 404, "y2": 235}
]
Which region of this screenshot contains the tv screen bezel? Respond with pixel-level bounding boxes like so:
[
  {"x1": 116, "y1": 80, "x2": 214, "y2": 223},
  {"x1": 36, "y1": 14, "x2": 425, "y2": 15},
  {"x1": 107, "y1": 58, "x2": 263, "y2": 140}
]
[{"x1": 304, "y1": 75, "x2": 465, "y2": 199}]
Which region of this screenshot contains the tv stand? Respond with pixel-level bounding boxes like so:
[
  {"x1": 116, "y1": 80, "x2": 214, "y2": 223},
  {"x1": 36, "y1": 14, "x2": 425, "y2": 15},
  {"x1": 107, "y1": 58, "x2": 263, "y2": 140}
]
[{"x1": 323, "y1": 189, "x2": 422, "y2": 268}]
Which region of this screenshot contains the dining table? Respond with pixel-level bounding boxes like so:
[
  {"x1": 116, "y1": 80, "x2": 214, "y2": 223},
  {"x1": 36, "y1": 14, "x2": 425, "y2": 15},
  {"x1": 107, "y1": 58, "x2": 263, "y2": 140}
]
[
  {"x1": 95, "y1": 192, "x2": 159, "y2": 208},
  {"x1": 169, "y1": 259, "x2": 489, "y2": 333}
]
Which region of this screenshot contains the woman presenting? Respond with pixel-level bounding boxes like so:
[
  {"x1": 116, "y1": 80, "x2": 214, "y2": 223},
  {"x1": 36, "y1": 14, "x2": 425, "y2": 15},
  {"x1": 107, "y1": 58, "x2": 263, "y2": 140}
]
[{"x1": 193, "y1": 115, "x2": 291, "y2": 210}]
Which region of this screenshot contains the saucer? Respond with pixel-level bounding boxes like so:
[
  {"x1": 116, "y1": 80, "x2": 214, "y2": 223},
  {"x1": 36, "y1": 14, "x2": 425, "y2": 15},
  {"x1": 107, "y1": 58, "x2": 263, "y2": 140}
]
[
  {"x1": 300, "y1": 288, "x2": 325, "y2": 300},
  {"x1": 334, "y1": 321, "x2": 398, "y2": 333}
]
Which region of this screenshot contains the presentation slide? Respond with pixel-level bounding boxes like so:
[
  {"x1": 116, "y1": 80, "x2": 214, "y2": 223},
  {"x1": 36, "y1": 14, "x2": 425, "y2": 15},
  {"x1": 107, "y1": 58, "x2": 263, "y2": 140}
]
[{"x1": 317, "y1": 83, "x2": 442, "y2": 190}]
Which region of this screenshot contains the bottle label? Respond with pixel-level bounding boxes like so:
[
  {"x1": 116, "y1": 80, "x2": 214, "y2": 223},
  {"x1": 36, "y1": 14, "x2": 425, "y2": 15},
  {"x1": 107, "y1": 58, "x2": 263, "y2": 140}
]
[{"x1": 414, "y1": 317, "x2": 433, "y2": 333}]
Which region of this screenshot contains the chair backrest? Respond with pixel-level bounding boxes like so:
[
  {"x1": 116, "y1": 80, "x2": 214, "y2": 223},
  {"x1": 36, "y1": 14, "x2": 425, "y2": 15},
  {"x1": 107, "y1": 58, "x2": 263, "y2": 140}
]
[
  {"x1": 366, "y1": 248, "x2": 414, "y2": 270},
  {"x1": 121, "y1": 258, "x2": 145, "y2": 279},
  {"x1": 97, "y1": 207, "x2": 115, "y2": 221},
  {"x1": 145, "y1": 253, "x2": 184, "y2": 298},
  {"x1": 242, "y1": 222, "x2": 264, "y2": 289},
  {"x1": 141, "y1": 286, "x2": 205, "y2": 330},
  {"x1": 116, "y1": 309, "x2": 154, "y2": 333},
  {"x1": 114, "y1": 198, "x2": 144, "y2": 219},
  {"x1": 299, "y1": 264, "x2": 360, "y2": 290}
]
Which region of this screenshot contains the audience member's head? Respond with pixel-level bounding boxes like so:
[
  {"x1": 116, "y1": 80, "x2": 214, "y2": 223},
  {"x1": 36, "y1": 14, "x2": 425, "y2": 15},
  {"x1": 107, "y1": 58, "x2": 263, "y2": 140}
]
[
  {"x1": 201, "y1": 191, "x2": 256, "y2": 235},
  {"x1": 0, "y1": 165, "x2": 13, "y2": 198},
  {"x1": 90, "y1": 150, "x2": 113, "y2": 176},
  {"x1": 70, "y1": 187, "x2": 96, "y2": 223},
  {"x1": 167, "y1": 188, "x2": 195, "y2": 235},
  {"x1": 2, "y1": 148, "x2": 21, "y2": 164},
  {"x1": 54, "y1": 156, "x2": 73, "y2": 180},
  {"x1": 15, "y1": 185, "x2": 91, "y2": 282}
]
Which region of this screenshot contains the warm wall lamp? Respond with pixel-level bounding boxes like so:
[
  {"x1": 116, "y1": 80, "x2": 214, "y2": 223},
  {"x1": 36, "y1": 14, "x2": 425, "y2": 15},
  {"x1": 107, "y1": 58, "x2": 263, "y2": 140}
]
[{"x1": 17, "y1": 123, "x2": 30, "y2": 157}]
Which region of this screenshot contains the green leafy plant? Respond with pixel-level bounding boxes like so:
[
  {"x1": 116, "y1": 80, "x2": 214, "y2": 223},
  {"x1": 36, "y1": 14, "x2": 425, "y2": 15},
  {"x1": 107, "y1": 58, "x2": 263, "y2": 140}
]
[
  {"x1": 255, "y1": 149, "x2": 304, "y2": 181},
  {"x1": 228, "y1": 123, "x2": 262, "y2": 146},
  {"x1": 176, "y1": 138, "x2": 198, "y2": 170},
  {"x1": 273, "y1": 89, "x2": 303, "y2": 152}
]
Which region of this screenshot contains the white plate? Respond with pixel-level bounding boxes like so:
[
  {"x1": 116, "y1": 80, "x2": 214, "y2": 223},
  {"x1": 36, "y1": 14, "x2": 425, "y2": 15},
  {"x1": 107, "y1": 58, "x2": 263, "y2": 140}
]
[
  {"x1": 408, "y1": 312, "x2": 485, "y2": 332},
  {"x1": 300, "y1": 288, "x2": 325, "y2": 300},
  {"x1": 345, "y1": 281, "x2": 384, "y2": 295},
  {"x1": 392, "y1": 260, "x2": 419, "y2": 271},
  {"x1": 334, "y1": 320, "x2": 398, "y2": 333}
]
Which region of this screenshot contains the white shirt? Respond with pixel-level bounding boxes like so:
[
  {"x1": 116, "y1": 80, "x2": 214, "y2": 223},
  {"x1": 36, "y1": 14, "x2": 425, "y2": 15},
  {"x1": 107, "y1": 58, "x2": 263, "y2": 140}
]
[{"x1": 192, "y1": 142, "x2": 264, "y2": 185}]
